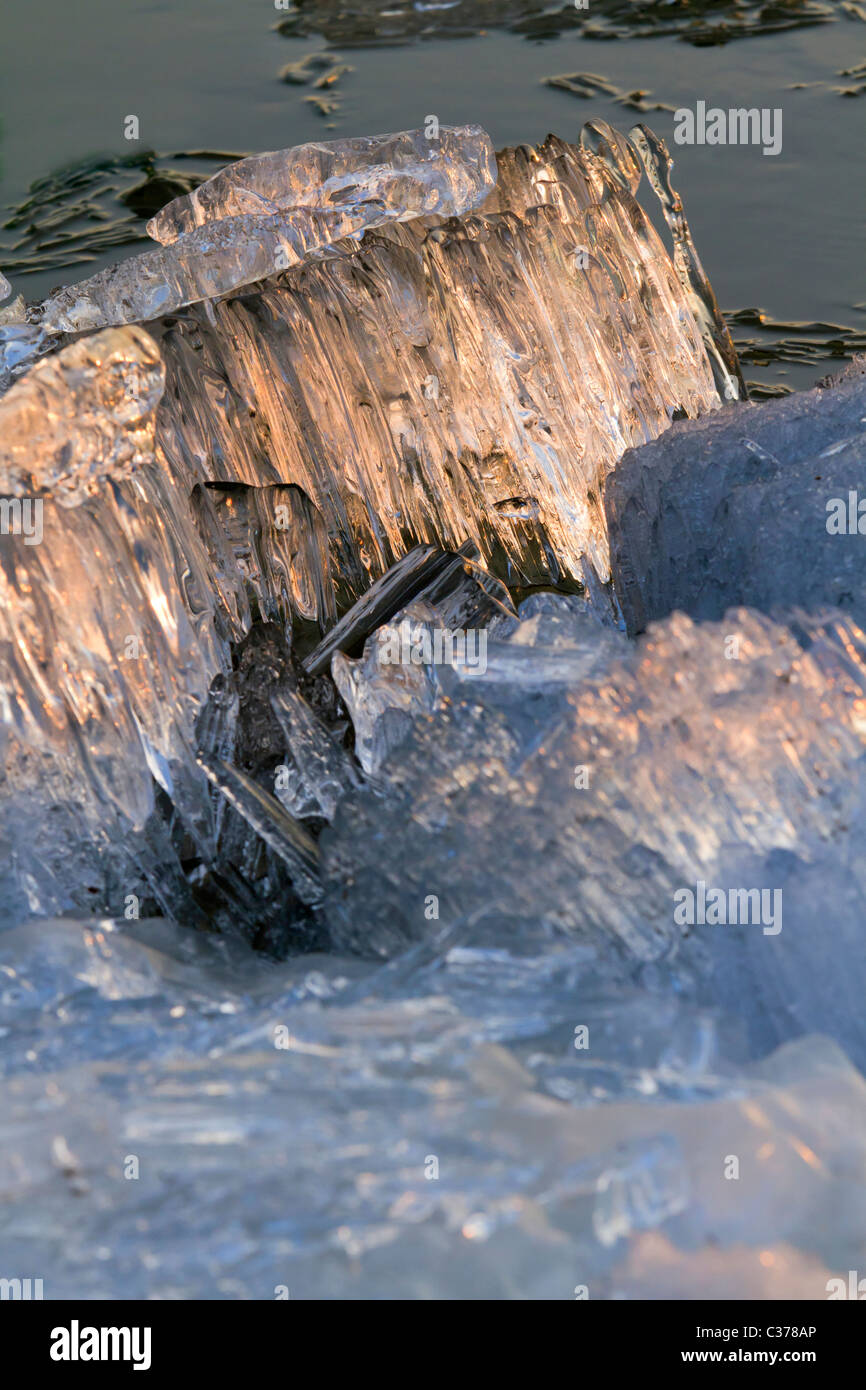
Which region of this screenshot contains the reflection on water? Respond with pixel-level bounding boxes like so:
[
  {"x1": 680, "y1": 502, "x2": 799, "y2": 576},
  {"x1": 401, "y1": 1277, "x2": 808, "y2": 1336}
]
[{"x1": 0, "y1": 152, "x2": 243, "y2": 280}]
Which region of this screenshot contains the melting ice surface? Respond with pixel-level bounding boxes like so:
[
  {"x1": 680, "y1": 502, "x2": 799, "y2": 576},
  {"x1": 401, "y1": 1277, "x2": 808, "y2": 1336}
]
[{"x1": 1, "y1": 125, "x2": 865, "y2": 1299}]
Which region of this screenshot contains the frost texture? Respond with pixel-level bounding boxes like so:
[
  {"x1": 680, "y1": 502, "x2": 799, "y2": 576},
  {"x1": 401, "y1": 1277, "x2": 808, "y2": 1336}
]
[{"x1": 323, "y1": 595, "x2": 866, "y2": 1068}]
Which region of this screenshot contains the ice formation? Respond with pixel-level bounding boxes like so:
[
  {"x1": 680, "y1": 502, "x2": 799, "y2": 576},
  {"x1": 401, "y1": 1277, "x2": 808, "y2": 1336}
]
[
  {"x1": 0, "y1": 326, "x2": 165, "y2": 505},
  {"x1": 1, "y1": 122, "x2": 864, "y2": 1300},
  {"x1": 322, "y1": 592, "x2": 866, "y2": 1064},
  {"x1": 146, "y1": 127, "x2": 497, "y2": 244},
  {"x1": 0, "y1": 328, "x2": 229, "y2": 926},
  {"x1": 0, "y1": 120, "x2": 733, "y2": 929},
  {"x1": 0, "y1": 128, "x2": 495, "y2": 355},
  {"x1": 151, "y1": 127, "x2": 730, "y2": 607}
]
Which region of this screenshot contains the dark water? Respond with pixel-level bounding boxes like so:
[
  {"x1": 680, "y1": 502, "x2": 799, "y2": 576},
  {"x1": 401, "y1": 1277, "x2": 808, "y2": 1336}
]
[{"x1": 1, "y1": 0, "x2": 863, "y2": 392}]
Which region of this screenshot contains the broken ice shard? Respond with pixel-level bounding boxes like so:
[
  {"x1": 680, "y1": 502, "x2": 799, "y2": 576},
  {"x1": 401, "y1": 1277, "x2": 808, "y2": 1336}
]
[
  {"x1": 627, "y1": 124, "x2": 745, "y2": 402},
  {"x1": 196, "y1": 755, "x2": 323, "y2": 905},
  {"x1": 332, "y1": 602, "x2": 445, "y2": 776},
  {"x1": 147, "y1": 126, "x2": 497, "y2": 243},
  {"x1": 324, "y1": 549, "x2": 517, "y2": 774},
  {"x1": 0, "y1": 271, "x2": 10, "y2": 302},
  {"x1": 271, "y1": 685, "x2": 361, "y2": 821},
  {"x1": 301, "y1": 541, "x2": 507, "y2": 676}
]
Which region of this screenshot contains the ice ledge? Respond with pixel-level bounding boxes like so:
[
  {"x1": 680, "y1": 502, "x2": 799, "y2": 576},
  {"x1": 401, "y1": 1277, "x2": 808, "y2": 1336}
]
[{"x1": 2, "y1": 126, "x2": 496, "y2": 359}]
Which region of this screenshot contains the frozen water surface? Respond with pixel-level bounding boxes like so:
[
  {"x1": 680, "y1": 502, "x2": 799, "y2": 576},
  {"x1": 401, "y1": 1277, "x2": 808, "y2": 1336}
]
[{"x1": 2, "y1": 911, "x2": 866, "y2": 1298}]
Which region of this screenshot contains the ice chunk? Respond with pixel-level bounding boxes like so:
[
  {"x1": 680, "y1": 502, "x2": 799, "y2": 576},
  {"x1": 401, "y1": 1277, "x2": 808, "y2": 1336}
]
[
  {"x1": 332, "y1": 602, "x2": 444, "y2": 775},
  {"x1": 323, "y1": 600, "x2": 866, "y2": 1069},
  {"x1": 332, "y1": 588, "x2": 625, "y2": 776},
  {"x1": 302, "y1": 543, "x2": 478, "y2": 677},
  {"x1": 0, "y1": 325, "x2": 164, "y2": 505},
  {"x1": 0, "y1": 124, "x2": 733, "y2": 935},
  {"x1": 154, "y1": 128, "x2": 722, "y2": 600},
  {"x1": 271, "y1": 686, "x2": 361, "y2": 821},
  {"x1": 0, "y1": 325, "x2": 356, "y2": 930},
  {"x1": 325, "y1": 546, "x2": 518, "y2": 774},
  {"x1": 302, "y1": 537, "x2": 514, "y2": 671},
  {"x1": 3, "y1": 125, "x2": 727, "y2": 603},
  {"x1": 0, "y1": 114, "x2": 864, "y2": 1300},
  {"x1": 0, "y1": 915, "x2": 863, "y2": 1299},
  {"x1": 0, "y1": 329, "x2": 230, "y2": 924},
  {"x1": 147, "y1": 126, "x2": 497, "y2": 244},
  {"x1": 197, "y1": 755, "x2": 324, "y2": 906},
  {"x1": 628, "y1": 124, "x2": 745, "y2": 404},
  {"x1": 0, "y1": 270, "x2": 10, "y2": 302},
  {"x1": 605, "y1": 369, "x2": 866, "y2": 633},
  {"x1": 0, "y1": 318, "x2": 43, "y2": 390}
]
